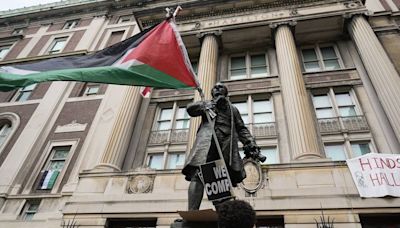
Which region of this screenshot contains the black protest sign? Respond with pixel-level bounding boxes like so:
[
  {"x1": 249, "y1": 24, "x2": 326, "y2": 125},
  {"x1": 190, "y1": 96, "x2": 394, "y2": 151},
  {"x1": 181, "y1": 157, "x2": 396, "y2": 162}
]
[{"x1": 200, "y1": 159, "x2": 234, "y2": 202}]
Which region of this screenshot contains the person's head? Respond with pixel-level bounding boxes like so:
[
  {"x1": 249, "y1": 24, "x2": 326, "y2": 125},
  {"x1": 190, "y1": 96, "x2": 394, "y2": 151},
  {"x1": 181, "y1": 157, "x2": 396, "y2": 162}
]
[
  {"x1": 216, "y1": 200, "x2": 256, "y2": 228},
  {"x1": 211, "y1": 82, "x2": 228, "y2": 99}
]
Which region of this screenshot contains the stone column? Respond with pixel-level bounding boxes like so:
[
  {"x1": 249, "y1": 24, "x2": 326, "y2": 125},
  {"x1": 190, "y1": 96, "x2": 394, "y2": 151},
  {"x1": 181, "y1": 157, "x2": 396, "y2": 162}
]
[
  {"x1": 273, "y1": 23, "x2": 321, "y2": 159},
  {"x1": 95, "y1": 86, "x2": 142, "y2": 171},
  {"x1": 187, "y1": 33, "x2": 219, "y2": 150},
  {"x1": 348, "y1": 14, "x2": 400, "y2": 143}
]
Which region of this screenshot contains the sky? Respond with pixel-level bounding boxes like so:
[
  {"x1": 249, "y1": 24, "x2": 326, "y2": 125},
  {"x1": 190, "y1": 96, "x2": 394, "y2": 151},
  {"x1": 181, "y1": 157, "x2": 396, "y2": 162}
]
[{"x1": 0, "y1": 0, "x2": 63, "y2": 11}]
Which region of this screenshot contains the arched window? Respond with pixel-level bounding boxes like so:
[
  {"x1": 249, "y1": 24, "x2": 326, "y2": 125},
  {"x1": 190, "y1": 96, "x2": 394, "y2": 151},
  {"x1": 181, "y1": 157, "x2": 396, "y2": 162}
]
[
  {"x1": 0, "y1": 112, "x2": 20, "y2": 153},
  {"x1": 0, "y1": 121, "x2": 12, "y2": 146}
]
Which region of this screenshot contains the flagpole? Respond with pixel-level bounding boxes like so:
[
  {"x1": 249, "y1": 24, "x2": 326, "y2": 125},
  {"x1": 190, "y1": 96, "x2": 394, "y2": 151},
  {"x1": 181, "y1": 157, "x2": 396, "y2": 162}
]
[{"x1": 170, "y1": 6, "x2": 234, "y2": 201}]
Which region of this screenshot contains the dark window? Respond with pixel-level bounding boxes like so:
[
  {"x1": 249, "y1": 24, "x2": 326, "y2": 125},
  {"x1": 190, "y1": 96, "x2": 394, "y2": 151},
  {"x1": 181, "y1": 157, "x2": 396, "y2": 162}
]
[
  {"x1": 12, "y1": 84, "x2": 37, "y2": 102},
  {"x1": 80, "y1": 83, "x2": 100, "y2": 96},
  {"x1": 256, "y1": 216, "x2": 284, "y2": 228},
  {"x1": 0, "y1": 45, "x2": 11, "y2": 60},
  {"x1": 63, "y1": 19, "x2": 80, "y2": 29},
  {"x1": 107, "y1": 218, "x2": 157, "y2": 228},
  {"x1": 106, "y1": 31, "x2": 125, "y2": 47},
  {"x1": 36, "y1": 146, "x2": 71, "y2": 190},
  {"x1": 19, "y1": 200, "x2": 41, "y2": 221},
  {"x1": 360, "y1": 214, "x2": 400, "y2": 228}
]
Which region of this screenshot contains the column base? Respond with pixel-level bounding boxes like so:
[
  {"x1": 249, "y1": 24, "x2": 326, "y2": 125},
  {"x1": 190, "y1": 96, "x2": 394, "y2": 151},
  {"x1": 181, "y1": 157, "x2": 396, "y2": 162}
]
[{"x1": 92, "y1": 163, "x2": 122, "y2": 172}]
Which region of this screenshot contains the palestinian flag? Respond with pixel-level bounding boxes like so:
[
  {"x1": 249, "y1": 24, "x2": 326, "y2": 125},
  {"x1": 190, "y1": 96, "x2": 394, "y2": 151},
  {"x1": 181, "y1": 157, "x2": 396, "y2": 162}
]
[
  {"x1": 0, "y1": 20, "x2": 199, "y2": 91},
  {"x1": 38, "y1": 170, "x2": 60, "y2": 190}
]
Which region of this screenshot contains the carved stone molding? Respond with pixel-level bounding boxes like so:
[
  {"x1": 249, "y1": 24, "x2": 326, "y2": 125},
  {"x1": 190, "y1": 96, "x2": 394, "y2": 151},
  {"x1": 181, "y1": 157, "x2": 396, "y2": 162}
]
[
  {"x1": 342, "y1": 10, "x2": 371, "y2": 20},
  {"x1": 139, "y1": 0, "x2": 344, "y2": 27},
  {"x1": 240, "y1": 159, "x2": 265, "y2": 194},
  {"x1": 55, "y1": 120, "x2": 87, "y2": 133},
  {"x1": 269, "y1": 20, "x2": 297, "y2": 29},
  {"x1": 344, "y1": 1, "x2": 363, "y2": 9},
  {"x1": 127, "y1": 175, "x2": 155, "y2": 194},
  {"x1": 196, "y1": 30, "x2": 223, "y2": 39}
]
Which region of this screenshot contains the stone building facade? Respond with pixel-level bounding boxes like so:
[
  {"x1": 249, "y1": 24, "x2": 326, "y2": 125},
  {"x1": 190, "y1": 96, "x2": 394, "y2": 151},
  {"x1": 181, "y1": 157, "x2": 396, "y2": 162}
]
[{"x1": 0, "y1": 0, "x2": 399, "y2": 227}]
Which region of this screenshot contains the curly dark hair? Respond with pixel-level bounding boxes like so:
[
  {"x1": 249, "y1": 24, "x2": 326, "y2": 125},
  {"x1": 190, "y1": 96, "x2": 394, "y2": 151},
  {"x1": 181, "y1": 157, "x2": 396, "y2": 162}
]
[{"x1": 216, "y1": 200, "x2": 256, "y2": 228}]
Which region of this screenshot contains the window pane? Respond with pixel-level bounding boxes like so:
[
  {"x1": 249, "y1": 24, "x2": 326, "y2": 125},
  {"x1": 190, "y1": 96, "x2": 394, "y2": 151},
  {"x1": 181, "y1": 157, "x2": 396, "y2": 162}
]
[
  {"x1": 320, "y1": 47, "x2": 337, "y2": 59},
  {"x1": 351, "y1": 143, "x2": 371, "y2": 157},
  {"x1": 166, "y1": 153, "x2": 185, "y2": 169},
  {"x1": 254, "y1": 113, "x2": 273, "y2": 123},
  {"x1": 253, "y1": 100, "x2": 272, "y2": 113},
  {"x1": 175, "y1": 120, "x2": 189, "y2": 129},
  {"x1": 24, "y1": 213, "x2": 34, "y2": 221},
  {"x1": 323, "y1": 60, "x2": 340, "y2": 70},
  {"x1": 339, "y1": 107, "x2": 356, "y2": 117},
  {"x1": 51, "y1": 39, "x2": 66, "y2": 52},
  {"x1": 230, "y1": 69, "x2": 247, "y2": 79},
  {"x1": 16, "y1": 92, "x2": 31, "y2": 102},
  {"x1": 260, "y1": 147, "x2": 278, "y2": 164},
  {"x1": 304, "y1": 62, "x2": 321, "y2": 72},
  {"x1": 325, "y1": 144, "x2": 346, "y2": 161},
  {"x1": 22, "y1": 201, "x2": 40, "y2": 221},
  {"x1": 63, "y1": 20, "x2": 78, "y2": 29},
  {"x1": 53, "y1": 150, "x2": 69, "y2": 159},
  {"x1": 0, "y1": 124, "x2": 11, "y2": 146},
  {"x1": 251, "y1": 67, "x2": 267, "y2": 77},
  {"x1": 49, "y1": 161, "x2": 65, "y2": 171},
  {"x1": 335, "y1": 93, "x2": 353, "y2": 106},
  {"x1": 176, "y1": 108, "x2": 189, "y2": 119},
  {"x1": 302, "y1": 49, "x2": 318, "y2": 61},
  {"x1": 312, "y1": 95, "x2": 331, "y2": 108},
  {"x1": 242, "y1": 114, "x2": 249, "y2": 125},
  {"x1": 233, "y1": 102, "x2": 248, "y2": 114},
  {"x1": 22, "y1": 84, "x2": 37, "y2": 91},
  {"x1": 148, "y1": 154, "x2": 163, "y2": 169},
  {"x1": 85, "y1": 86, "x2": 99, "y2": 95},
  {"x1": 316, "y1": 108, "x2": 335, "y2": 118},
  {"x1": 157, "y1": 121, "x2": 171, "y2": 130},
  {"x1": 251, "y1": 54, "x2": 266, "y2": 67},
  {"x1": 231, "y1": 56, "x2": 246, "y2": 69},
  {"x1": 159, "y1": 109, "x2": 173, "y2": 120},
  {"x1": 0, "y1": 47, "x2": 10, "y2": 59},
  {"x1": 28, "y1": 203, "x2": 39, "y2": 211}
]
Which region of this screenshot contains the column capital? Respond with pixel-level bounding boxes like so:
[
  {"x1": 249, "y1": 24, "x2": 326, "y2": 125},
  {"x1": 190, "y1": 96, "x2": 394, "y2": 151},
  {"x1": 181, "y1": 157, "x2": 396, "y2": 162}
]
[
  {"x1": 269, "y1": 20, "x2": 297, "y2": 29},
  {"x1": 196, "y1": 30, "x2": 222, "y2": 39},
  {"x1": 342, "y1": 10, "x2": 371, "y2": 19}
]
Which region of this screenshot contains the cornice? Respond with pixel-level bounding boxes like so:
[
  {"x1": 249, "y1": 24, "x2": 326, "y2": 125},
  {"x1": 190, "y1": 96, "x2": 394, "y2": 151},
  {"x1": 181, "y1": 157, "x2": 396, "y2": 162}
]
[
  {"x1": 0, "y1": 0, "x2": 105, "y2": 18},
  {"x1": 137, "y1": 0, "x2": 362, "y2": 28},
  {"x1": 0, "y1": 50, "x2": 88, "y2": 66}
]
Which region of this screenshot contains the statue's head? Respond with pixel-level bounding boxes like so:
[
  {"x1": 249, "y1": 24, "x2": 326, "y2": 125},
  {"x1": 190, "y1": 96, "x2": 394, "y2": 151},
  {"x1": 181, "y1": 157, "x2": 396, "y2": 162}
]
[{"x1": 211, "y1": 82, "x2": 228, "y2": 99}]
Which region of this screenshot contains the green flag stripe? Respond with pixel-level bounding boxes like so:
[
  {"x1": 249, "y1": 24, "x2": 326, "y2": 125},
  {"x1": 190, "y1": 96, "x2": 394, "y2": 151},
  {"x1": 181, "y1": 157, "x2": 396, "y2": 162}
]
[
  {"x1": 0, "y1": 64, "x2": 191, "y2": 91},
  {"x1": 47, "y1": 171, "x2": 59, "y2": 189}
]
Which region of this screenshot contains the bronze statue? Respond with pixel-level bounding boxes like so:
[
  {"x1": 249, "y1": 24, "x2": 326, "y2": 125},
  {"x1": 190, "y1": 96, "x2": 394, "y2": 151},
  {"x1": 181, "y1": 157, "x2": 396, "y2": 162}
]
[{"x1": 182, "y1": 82, "x2": 265, "y2": 210}]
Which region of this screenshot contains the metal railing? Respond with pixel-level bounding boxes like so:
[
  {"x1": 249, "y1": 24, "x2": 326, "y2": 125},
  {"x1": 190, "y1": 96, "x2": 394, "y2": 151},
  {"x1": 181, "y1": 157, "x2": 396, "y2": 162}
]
[
  {"x1": 341, "y1": 116, "x2": 369, "y2": 131},
  {"x1": 318, "y1": 115, "x2": 369, "y2": 134},
  {"x1": 318, "y1": 117, "x2": 341, "y2": 134},
  {"x1": 148, "y1": 128, "x2": 189, "y2": 144}
]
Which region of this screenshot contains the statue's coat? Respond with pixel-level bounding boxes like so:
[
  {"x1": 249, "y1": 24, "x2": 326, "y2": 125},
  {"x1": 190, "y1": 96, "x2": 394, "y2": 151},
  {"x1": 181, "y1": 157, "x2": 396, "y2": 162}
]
[{"x1": 182, "y1": 100, "x2": 255, "y2": 186}]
